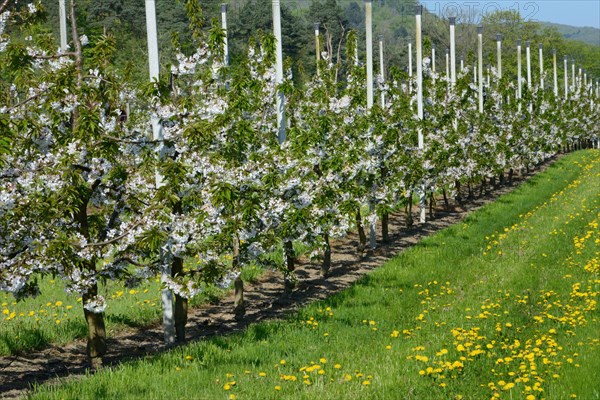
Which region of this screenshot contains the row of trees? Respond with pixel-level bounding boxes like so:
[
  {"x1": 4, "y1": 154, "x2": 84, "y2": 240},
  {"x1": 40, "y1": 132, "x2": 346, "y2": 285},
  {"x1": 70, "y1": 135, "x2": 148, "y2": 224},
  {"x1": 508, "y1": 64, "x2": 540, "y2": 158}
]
[{"x1": 1, "y1": 0, "x2": 598, "y2": 367}]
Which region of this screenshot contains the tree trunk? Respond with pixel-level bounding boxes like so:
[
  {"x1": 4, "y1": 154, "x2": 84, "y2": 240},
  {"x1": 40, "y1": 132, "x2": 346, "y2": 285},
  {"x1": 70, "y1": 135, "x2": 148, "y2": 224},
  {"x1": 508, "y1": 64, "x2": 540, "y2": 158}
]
[
  {"x1": 171, "y1": 256, "x2": 188, "y2": 342},
  {"x1": 321, "y1": 233, "x2": 331, "y2": 277},
  {"x1": 83, "y1": 284, "x2": 107, "y2": 369},
  {"x1": 479, "y1": 177, "x2": 485, "y2": 197},
  {"x1": 381, "y1": 212, "x2": 390, "y2": 243},
  {"x1": 405, "y1": 191, "x2": 413, "y2": 227},
  {"x1": 455, "y1": 181, "x2": 462, "y2": 205},
  {"x1": 498, "y1": 171, "x2": 504, "y2": 186},
  {"x1": 356, "y1": 208, "x2": 367, "y2": 253},
  {"x1": 508, "y1": 168, "x2": 514, "y2": 185},
  {"x1": 232, "y1": 236, "x2": 245, "y2": 319},
  {"x1": 283, "y1": 240, "x2": 296, "y2": 293},
  {"x1": 428, "y1": 192, "x2": 435, "y2": 220},
  {"x1": 442, "y1": 188, "x2": 449, "y2": 211},
  {"x1": 233, "y1": 276, "x2": 245, "y2": 320},
  {"x1": 467, "y1": 180, "x2": 474, "y2": 199}
]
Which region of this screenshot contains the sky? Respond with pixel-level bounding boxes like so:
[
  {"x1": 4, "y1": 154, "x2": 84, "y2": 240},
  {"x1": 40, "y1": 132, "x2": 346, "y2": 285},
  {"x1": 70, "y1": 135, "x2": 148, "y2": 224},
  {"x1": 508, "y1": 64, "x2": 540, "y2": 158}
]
[{"x1": 420, "y1": 0, "x2": 600, "y2": 29}]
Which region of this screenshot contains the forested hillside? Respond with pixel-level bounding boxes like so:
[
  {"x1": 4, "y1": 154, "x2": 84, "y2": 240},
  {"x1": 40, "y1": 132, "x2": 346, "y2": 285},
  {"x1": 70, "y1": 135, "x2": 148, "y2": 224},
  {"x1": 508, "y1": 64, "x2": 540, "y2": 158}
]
[
  {"x1": 21, "y1": 0, "x2": 600, "y2": 83},
  {"x1": 541, "y1": 21, "x2": 600, "y2": 47}
]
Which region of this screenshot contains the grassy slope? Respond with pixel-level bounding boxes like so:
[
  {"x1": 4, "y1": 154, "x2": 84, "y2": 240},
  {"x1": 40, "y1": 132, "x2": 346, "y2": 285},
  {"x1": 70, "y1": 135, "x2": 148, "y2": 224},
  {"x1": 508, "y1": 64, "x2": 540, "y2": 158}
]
[{"x1": 30, "y1": 150, "x2": 600, "y2": 399}]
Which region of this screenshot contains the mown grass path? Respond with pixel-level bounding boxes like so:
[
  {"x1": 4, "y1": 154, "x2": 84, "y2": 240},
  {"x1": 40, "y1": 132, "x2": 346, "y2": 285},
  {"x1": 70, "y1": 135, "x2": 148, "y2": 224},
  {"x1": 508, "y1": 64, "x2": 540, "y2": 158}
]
[{"x1": 28, "y1": 150, "x2": 600, "y2": 399}]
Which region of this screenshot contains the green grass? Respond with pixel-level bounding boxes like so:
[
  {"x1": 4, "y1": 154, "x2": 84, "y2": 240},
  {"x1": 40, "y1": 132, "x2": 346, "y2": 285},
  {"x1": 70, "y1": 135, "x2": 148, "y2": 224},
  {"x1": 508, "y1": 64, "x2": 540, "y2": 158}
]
[
  {"x1": 0, "y1": 242, "x2": 307, "y2": 356},
  {"x1": 0, "y1": 273, "x2": 236, "y2": 356},
  {"x1": 28, "y1": 150, "x2": 600, "y2": 400}
]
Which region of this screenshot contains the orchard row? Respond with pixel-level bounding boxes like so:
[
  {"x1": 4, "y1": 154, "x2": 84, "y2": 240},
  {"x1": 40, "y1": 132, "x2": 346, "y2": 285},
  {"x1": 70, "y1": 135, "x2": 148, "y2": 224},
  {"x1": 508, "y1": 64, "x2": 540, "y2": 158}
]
[{"x1": 0, "y1": 1, "x2": 598, "y2": 365}]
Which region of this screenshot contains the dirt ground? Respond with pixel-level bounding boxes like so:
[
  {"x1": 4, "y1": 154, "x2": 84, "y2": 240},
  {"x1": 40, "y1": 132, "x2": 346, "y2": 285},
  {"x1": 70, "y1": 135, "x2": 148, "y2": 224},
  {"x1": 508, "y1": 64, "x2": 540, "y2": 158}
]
[{"x1": 0, "y1": 159, "x2": 556, "y2": 399}]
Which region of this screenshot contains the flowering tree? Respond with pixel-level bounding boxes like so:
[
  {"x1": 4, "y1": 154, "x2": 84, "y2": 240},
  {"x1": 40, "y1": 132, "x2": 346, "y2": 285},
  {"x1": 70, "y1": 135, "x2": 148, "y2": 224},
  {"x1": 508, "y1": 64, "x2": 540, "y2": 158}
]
[{"x1": 0, "y1": 1, "x2": 146, "y2": 366}]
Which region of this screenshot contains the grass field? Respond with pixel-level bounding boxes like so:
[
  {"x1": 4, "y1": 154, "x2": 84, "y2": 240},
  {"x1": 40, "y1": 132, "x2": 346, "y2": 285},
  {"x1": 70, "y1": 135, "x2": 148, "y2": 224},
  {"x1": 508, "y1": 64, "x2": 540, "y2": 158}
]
[
  {"x1": 0, "y1": 232, "x2": 294, "y2": 356},
  {"x1": 29, "y1": 150, "x2": 600, "y2": 400},
  {"x1": 0, "y1": 264, "x2": 266, "y2": 356}
]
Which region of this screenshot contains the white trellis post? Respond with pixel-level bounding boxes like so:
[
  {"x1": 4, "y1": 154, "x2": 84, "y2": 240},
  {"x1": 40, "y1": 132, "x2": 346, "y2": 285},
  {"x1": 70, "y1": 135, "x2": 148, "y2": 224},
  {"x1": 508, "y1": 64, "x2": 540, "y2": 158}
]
[
  {"x1": 564, "y1": 56, "x2": 568, "y2": 98},
  {"x1": 416, "y1": 5, "x2": 425, "y2": 224},
  {"x1": 379, "y1": 35, "x2": 385, "y2": 107},
  {"x1": 145, "y1": 0, "x2": 175, "y2": 345},
  {"x1": 460, "y1": 56, "x2": 464, "y2": 72},
  {"x1": 578, "y1": 65, "x2": 582, "y2": 92},
  {"x1": 431, "y1": 46, "x2": 436, "y2": 73},
  {"x1": 449, "y1": 17, "x2": 457, "y2": 133},
  {"x1": 496, "y1": 34, "x2": 502, "y2": 79},
  {"x1": 221, "y1": 4, "x2": 229, "y2": 66},
  {"x1": 449, "y1": 17, "x2": 456, "y2": 87},
  {"x1": 473, "y1": 64, "x2": 477, "y2": 84},
  {"x1": 517, "y1": 40, "x2": 522, "y2": 112},
  {"x1": 408, "y1": 42, "x2": 412, "y2": 77},
  {"x1": 526, "y1": 40, "x2": 532, "y2": 90},
  {"x1": 552, "y1": 49, "x2": 558, "y2": 97},
  {"x1": 538, "y1": 43, "x2": 544, "y2": 90},
  {"x1": 365, "y1": 0, "x2": 376, "y2": 248},
  {"x1": 445, "y1": 48, "x2": 449, "y2": 78},
  {"x1": 59, "y1": 0, "x2": 68, "y2": 51},
  {"x1": 272, "y1": 0, "x2": 286, "y2": 144},
  {"x1": 487, "y1": 64, "x2": 491, "y2": 87},
  {"x1": 314, "y1": 22, "x2": 320, "y2": 74},
  {"x1": 365, "y1": 0, "x2": 374, "y2": 110},
  {"x1": 571, "y1": 59, "x2": 575, "y2": 92},
  {"x1": 477, "y1": 26, "x2": 483, "y2": 113}
]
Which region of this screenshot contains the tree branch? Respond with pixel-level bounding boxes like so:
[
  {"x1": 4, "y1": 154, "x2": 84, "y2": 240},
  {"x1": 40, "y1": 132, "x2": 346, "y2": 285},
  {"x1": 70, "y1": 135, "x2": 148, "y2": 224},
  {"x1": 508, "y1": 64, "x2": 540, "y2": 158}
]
[
  {"x1": 0, "y1": 0, "x2": 11, "y2": 14},
  {"x1": 69, "y1": 0, "x2": 83, "y2": 86},
  {"x1": 84, "y1": 223, "x2": 140, "y2": 248},
  {"x1": 34, "y1": 52, "x2": 77, "y2": 60}
]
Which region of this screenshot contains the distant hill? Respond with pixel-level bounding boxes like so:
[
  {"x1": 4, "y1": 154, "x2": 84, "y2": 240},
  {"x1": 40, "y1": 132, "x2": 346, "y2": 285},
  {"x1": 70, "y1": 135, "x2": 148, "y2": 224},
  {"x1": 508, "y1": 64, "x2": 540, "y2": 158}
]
[{"x1": 540, "y1": 22, "x2": 600, "y2": 46}]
